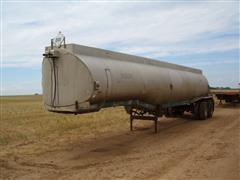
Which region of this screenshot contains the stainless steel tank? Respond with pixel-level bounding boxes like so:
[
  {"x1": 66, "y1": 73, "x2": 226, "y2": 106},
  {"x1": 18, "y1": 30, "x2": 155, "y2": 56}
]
[{"x1": 42, "y1": 44, "x2": 209, "y2": 113}]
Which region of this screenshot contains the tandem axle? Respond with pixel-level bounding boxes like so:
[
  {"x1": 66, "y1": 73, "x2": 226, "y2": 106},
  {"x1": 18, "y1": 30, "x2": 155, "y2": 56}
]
[{"x1": 125, "y1": 96, "x2": 214, "y2": 133}]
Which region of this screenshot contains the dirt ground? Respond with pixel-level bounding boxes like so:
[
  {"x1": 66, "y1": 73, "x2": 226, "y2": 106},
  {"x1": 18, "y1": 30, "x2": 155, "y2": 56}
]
[{"x1": 0, "y1": 96, "x2": 239, "y2": 180}]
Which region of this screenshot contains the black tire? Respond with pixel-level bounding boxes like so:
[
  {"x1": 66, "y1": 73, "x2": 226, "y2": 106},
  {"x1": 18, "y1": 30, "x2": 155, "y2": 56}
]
[
  {"x1": 207, "y1": 99, "x2": 214, "y2": 118},
  {"x1": 193, "y1": 102, "x2": 200, "y2": 119},
  {"x1": 199, "y1": 101, "x2": 208, "y2": 120}
]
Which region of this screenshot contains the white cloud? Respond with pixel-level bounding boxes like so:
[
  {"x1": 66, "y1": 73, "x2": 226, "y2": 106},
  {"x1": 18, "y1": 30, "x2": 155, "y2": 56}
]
[
  {"x1": 1, "y1": 1, "x2": 239, "y2": 95},
  {"x1": 182, "y1": 59, "x2": 238, "y2": 67},
  {"x1": 1, "y1": 80, "x2": 41, "y2": 95},
  {"x1": 2, "y1": 1, "x2": 239, "y2": 67}
]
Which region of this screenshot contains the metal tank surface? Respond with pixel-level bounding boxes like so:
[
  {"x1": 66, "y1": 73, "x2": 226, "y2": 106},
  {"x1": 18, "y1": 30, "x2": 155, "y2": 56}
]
[{"x1": 42, "y1": 33, "x2": 214, "y2": 133}]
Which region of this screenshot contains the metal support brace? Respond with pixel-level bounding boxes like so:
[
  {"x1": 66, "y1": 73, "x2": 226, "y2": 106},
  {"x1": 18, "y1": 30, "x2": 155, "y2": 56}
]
[
  {"x1": 130, "y1": 116, "x2": 133, "y2": 131},
  {"x1": 130, "y1": 115, "x2": 158, "y2": 133},
  {"x1": 154, "y1": 118, "x2": 158, "y2": 133}
]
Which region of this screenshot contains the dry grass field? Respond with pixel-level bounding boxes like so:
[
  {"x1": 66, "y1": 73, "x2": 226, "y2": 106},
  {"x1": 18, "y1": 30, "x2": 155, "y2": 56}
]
[{"x1": 0, "y1": 95, "x2": 239, "y2": 179}]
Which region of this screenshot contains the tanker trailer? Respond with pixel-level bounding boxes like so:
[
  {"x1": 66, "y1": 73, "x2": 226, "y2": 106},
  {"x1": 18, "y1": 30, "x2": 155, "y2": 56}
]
[{"x1": 42, "y1": 34, "x2": 214, "y2": 133}]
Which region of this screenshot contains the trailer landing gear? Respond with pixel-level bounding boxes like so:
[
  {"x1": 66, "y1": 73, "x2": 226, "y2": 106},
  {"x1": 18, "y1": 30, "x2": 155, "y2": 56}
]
[{"x1": 129, "y1": 108, "x2": 159, "y2": 133}]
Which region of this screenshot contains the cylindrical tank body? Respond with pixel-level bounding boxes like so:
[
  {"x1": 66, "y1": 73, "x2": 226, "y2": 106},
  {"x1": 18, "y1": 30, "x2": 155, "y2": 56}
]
[{"x1": 42, "y1": 44, "x2": 209, "y2": 113}]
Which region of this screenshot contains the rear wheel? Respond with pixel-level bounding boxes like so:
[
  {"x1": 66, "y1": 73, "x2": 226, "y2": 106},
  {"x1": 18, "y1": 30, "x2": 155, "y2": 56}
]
[
  {"x1": 193, "y1": 103, "x2": 199, "y2": 119},
  {"x1": 207, "y1": 99, "x2": 214, "y2": 118},
  {"x1": 199, "y1": 101, "x2": 208, "y2": 120}
]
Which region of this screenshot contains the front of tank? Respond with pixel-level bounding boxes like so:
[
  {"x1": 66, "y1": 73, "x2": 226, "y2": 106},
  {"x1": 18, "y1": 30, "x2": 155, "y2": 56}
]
[{"x1": 42, "y1": 48, "x2": 96, "y2": 113}]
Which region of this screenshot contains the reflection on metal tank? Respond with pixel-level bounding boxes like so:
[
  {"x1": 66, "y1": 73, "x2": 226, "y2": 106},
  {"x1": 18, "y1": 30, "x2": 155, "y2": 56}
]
[{"x1": 42, "y1": 43, "x2": 209, "y2": 113}]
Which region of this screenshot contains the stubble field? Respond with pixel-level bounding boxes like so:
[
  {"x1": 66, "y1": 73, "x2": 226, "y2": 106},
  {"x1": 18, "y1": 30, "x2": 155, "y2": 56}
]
[{"x1": 0, "y1": 95, "x2": 239, "y2": 179}]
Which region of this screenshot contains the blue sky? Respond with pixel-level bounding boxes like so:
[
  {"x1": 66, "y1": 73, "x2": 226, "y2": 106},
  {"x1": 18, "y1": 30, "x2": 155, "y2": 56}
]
[{"x1": 1, "y1": 0, "x2": 239, "y2": 95}]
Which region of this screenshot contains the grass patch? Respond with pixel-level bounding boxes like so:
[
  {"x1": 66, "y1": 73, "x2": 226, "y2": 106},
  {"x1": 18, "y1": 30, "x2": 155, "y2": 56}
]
[{"x1": 0, "y1": 95, "x2": 129, "y2": 155}]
